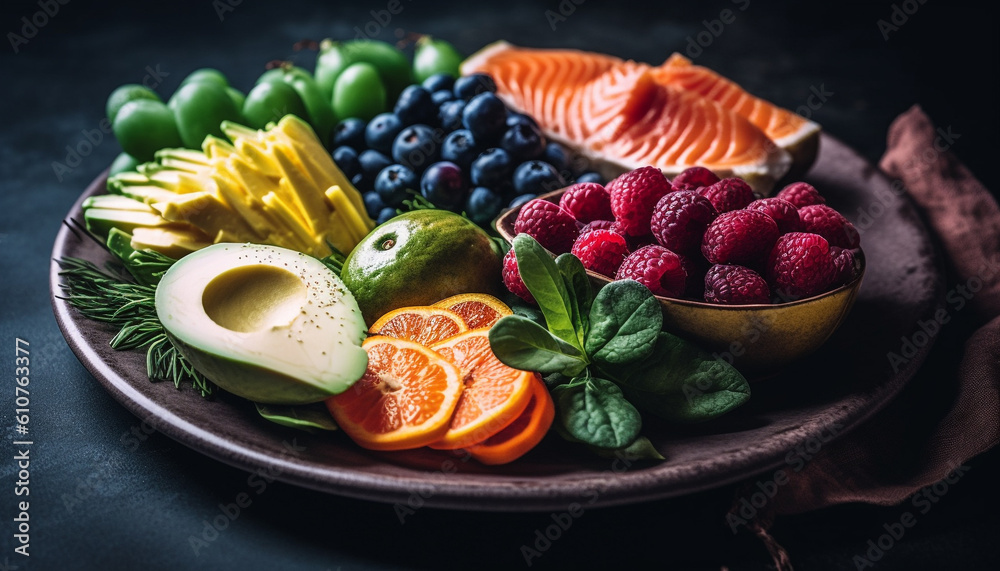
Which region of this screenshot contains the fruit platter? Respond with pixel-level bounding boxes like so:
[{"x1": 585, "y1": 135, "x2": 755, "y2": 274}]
[{"x1": 51, "y1": 36, "x2": 941, "y2": 510}]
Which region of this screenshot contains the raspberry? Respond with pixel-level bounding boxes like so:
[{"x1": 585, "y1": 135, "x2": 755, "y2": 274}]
[
  {"x1": 776, "y1": 182, "x2": 825, "y2": 208},
  {"x1": 700, "y1": 177, "x2": 754, "y2": 213},
  {"x1": 502, "y1": 248, "x2": 535, "y2": 304},
  {"x1": 671, "y1": 166, "x2": 721, "y2": 191},
  {"x1": 580, "y1": 219, "x2": 616, "y2": 235},
  {"x1": 701, "y1": 210, "x2": 779, "y2": 266},
  {"x1": 513, "y1": 198, "x2": 580, "y2": 254},
  {"x1": 559, "y1": 182, "x2": 613, "y2": 223},
  {"x1": 607, "y1": 166, "x2": 672, "y2": 237},
  {"x1": 745, "y1": 197, "x2": 802, "y2": 234},
  {"x1": 830, "y1": 246, "x2": 858, "y2": 286},
  {"x1": 704, "y1": 264, "x2": 771, "y2": 305},
  {"x1": 766, "y1": 232, "x2": 838, "y2": 300},
  {"x1": 615, "y1": 244, "x2": 687, "y2": 297},
  {"x1": 571, "y1": 229, "x2": 630, "y2": 278},
  {"x1": 650, "y1": 190, "x2": 717, "y2": 255},
  {"x1": 798, "y1": 204, "x2": 860, "y2": 249}
]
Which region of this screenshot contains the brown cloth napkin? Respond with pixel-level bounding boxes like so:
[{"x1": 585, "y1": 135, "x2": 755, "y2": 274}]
[{"x1": 734, "y1": 105, "x2": 1000, "y2": 567}]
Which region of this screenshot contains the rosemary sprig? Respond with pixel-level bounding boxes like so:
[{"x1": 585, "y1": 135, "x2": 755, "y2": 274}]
[{"x1": 57, "y1": 257, "x2": 214, "y2": 397}]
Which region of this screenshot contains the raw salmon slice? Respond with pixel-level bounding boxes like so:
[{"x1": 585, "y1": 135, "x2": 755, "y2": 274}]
[
  {"x1": 650, "y1": 53, "x2": 820, "y2": 177},
  {"x1": 462, "y1": 41, "x2": 792, "y2": 193}
]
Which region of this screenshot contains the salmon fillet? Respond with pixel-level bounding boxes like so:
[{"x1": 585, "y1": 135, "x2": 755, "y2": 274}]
[
  {"x1": 462, "y1": 41, "x2": 798, "y2": 193},
  {"x1": 651, "y1": 53, "x2": 820, "y2": 174}
]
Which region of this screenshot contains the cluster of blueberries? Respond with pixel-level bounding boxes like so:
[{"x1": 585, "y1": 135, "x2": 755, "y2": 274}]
[{"x1": 329, "y1": 73, "x2": 603, "y2": 226}]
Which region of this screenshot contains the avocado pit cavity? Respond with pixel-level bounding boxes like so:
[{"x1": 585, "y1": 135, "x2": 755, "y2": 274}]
[{"x1": 202, "y1": 265, "x2": 306, "y2": 333}]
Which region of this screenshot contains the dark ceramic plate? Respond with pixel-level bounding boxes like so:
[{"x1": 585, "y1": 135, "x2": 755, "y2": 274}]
[{"x1": 50, "y1": 134, "x2": 943, "y2": 511}]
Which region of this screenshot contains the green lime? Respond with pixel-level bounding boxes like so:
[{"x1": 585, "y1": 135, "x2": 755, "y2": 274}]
[
  {"x1": 169, "y1": 81, "x2": 243, "y2": 149},
  {"x1": 106, "y1": 84, "x2": 161, "y2": 124},
  {"x1": 332, "y1": 62, "x2": 386, "y2": 122},
  {"x1": 112, "y1": 99, "x2": 183, "y2": 162},
  {"x1": 180, "y1": 68, "x2": 230, "y2": 89},
  {"x1": 341, "y1": 209, "x2": 504, "y2": 325},
  {"x1": 413, "y1": 36, "x2": 463, "y2": 83},
  {"x1": 243, "y1": 80, "x2": 310, "y2": 130}
]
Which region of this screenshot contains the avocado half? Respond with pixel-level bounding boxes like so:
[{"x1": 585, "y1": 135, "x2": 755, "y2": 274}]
[{"x1": 155, "y1": 243, "x2": 368, "y2": 404}]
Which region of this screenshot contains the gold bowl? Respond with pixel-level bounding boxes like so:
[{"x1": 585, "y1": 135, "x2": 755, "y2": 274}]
[{"x1": 494, "y1": 189, "x2": 865, "y2": 371}]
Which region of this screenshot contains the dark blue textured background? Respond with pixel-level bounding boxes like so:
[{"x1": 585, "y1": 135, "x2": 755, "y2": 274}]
[{"x1": 1, "y1": 0, "x2": 998, "y2": 569}]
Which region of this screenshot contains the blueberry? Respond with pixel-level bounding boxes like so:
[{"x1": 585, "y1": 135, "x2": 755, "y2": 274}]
[
  {"x1": 357, "y1": 149, "x2": 393, "y2": 189},
  {"x1": 494, "y1": 180, "x2": 516, "y2": 201},
  {"x1": 392, "y1": 124, "x2": 441, "y2": 172},
  {"x1": 394, "y1": 85, "x2": 437, "y2": 126},
  {"x1": 332, "y1": 118, "x2": 367, "y2": 150},
  {"x1": 462, "y1": 92, "x2": 507, "y2": 142},
  {"x1": 363, "y1": 191, "x2": 385, "y2": 219},
  {"x1": 465, "y1": 186, "x2": 503, "y2": 226},
  {"x1": 420, "y1": 161, "x2": 468, "y2": 210},
  {"x1": 575, "y1": 171, "x2": 604, "y2": 184},
  {"x1": 505, "y1": 112, "x2": 539, "y2": 130},
  {"x1": 422, "y1": 73, "x2": 456, "y2": 93},
  {"x1": 513, "y1": 160, "x2": 567, "y2": 195},
  {"x1": 500, "y1": 123, "x2": 546, "y2": 161},
  {"x1": 440, "y1": 129, "x2": 480, "y2": 170},
  {"x1": 376, "y1": 206, "x2": 398, "y2": 225},
  {"x1": 364, "y1": 113, "x2": 404, "y2": 155},
  {"x1": 351, "y1": 172, "x2": 365, "y2": 189},
  {"x1": 438, "y1": 100, "x2": 466, "y2": 133},
  {"x1": 332, "y1": 146, "x2": 360, "y2": 179},
  {"x1": 542, "y1": 142, "x2": 570, "y2": 173},
  {"x1": 375, "y1": 164, "x2": 418, "y2": 207},
  {"x1": 470, "y1": 147, "x2": 513, "y2": 188},
  {"x1": 508, "y1": 193, "x2": 536, "y2": 209},
  {"x1": 454, "y1": 73, "x2": 497, "y2": 100},
  {"x1": 431, "y1": 90, "x2": 455, "y2": 105}
]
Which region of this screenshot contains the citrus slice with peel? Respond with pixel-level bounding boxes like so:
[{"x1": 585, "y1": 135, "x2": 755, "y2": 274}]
[
  {"x1": 369, "y1": 306, "x2": 468, "y2": 345},
  {"x1": 428, "y1": 328, "x2": 535, "y2": 450},
  {"x1": 325, "y1": 336, "x2": 464, "y2": 451},
  {"x1": 432, "y1": 293, "x2": 513, "y2": 329},
  {"x1": 467, "y1": 374, "x2": 554, "y2": 465}
]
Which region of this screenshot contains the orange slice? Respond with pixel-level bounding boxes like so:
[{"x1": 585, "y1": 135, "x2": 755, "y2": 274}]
[
  {"x1": 428, "y1": 328, "x2": 535, "y2": 450},
  {"x1": 369, "y1": 306, "x2": 468, "y2": 345},
  {"x1": 325, "y1": 336, "x2": 464, "y2": 451},
  {"x1": 467, "y1": 374, "x2": 554, "y2": 465},
  {"x1": 432, "y1": 293, "x2": 513, "y2": 329}
]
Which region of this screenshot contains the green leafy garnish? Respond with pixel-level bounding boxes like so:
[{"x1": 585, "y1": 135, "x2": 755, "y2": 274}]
[
  {"x1": 552, "y1": 377, "x2": 642, "y2": 449},
  {"x1": 585, "y1": 279, "x2": 661, "y2": 366},
  {"x1": 255, "y1": 402, "x2": 339, "y2": 432},
  {"x1": 489, "y1": 315, "x2": 588, "y2": 375},
  {"x1": 612, "y1": 332, "x2": 751, "y2": 423},
  {"x1": 57, "y1": 256, "x2": 214, "y2": 397},
  {"x1": 489, "y1": 234, "x2": 752, "y2": 456},
  {"x1": 512, "y1": 235, "x2": 584, "y2": 352}
]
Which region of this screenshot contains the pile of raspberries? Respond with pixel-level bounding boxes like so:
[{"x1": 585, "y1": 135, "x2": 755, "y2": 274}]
[{"x1": 505, "y1": 166, "x2": 862, "y2": 305}]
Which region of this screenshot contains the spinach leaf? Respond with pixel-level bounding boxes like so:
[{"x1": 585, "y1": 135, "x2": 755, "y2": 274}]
[
  {"x1": 552, "y1": 377, "x2": 642, "y2": 449},
  {"x1": 585, "y1": 279, "x2": 661, "y2": 366},
  {"x1": 509, "y1": 300, "x2": 546, "y2": 329},
  {"x1": 555, "y1": 253, "x2": 592, "y2": 348},
  {"x1": 512, "y1": 234, "x2": 583, "y2": 352},
  {"x1": 612, "y1": 332, "x2": 750, "y2": 422},
  {"x1": 255, "y1": 402, "x2": 339, "y2": 432},
  {"x1": 489, "y1": 315, "x2": 589, "y2": 376}
]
